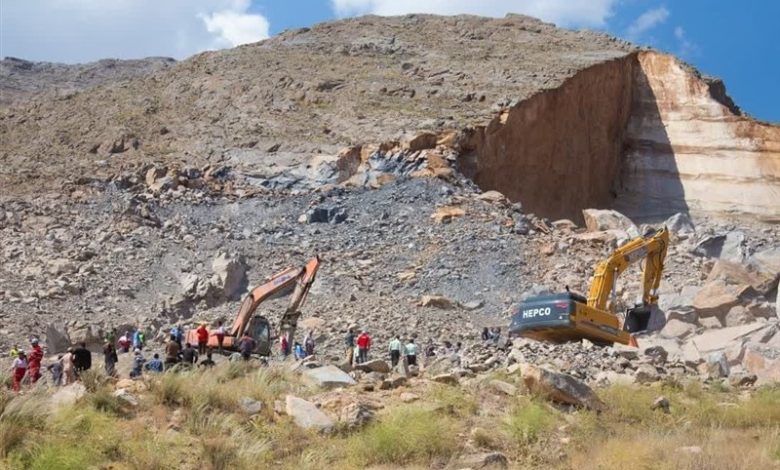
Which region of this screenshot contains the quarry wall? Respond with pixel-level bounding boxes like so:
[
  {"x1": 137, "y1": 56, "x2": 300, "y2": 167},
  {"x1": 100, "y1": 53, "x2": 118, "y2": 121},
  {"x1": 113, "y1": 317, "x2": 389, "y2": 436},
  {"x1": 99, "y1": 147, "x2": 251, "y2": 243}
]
[{"x1": 459, "y1": 51, "x2": 780, "y2": 223}]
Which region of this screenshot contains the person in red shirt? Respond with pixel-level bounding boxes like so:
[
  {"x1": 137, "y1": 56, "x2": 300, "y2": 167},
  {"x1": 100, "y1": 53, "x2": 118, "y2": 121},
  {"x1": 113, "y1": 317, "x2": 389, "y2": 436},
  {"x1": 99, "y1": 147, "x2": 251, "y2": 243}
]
[
  {"x1": 356, "y1": 330, "x2": 371, "y2": 364},
  {"x1": 27, "y1": 338, "x2": 44, "y2": 384},
  {"x1": 196, "y1": 323, "x2": 209, "y2": 355}
]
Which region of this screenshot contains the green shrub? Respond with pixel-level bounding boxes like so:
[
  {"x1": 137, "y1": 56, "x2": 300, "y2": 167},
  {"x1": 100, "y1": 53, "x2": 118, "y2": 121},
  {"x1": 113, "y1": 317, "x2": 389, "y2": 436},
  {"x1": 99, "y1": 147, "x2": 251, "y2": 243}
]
[
  {"x1": 429, "y1": 384, "x2": 478, "y2": 417},
  {"x1": 346, "y1": 406, "x2": 458, "y2": 466},
  {"x1": 504, "y1": 399, "x2": 556, "y2": 445}
]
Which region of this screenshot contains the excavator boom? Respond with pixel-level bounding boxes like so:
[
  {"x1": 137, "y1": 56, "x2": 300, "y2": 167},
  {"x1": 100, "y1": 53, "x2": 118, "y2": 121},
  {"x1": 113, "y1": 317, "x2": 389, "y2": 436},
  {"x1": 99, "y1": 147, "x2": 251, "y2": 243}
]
[
  {"x1": 186, "y1": 256, "x2": 320, "y2": 354},
  {"x1": 509, "y1": 228, "x2": 669, "y2": 345}
]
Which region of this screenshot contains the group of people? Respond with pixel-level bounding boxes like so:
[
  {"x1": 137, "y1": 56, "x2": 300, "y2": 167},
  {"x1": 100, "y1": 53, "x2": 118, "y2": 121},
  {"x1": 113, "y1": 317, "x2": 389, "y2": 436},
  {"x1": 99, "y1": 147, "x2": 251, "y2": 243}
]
[
  {"x1": 281, "y1": 330, "x2": 316, "y2": 360},
  {"x1": 341, "y1": 329, "x2": 419, "y2": 367},
  {"x1": 9, "y1": 339, "x2": 93, "y2": 391}
]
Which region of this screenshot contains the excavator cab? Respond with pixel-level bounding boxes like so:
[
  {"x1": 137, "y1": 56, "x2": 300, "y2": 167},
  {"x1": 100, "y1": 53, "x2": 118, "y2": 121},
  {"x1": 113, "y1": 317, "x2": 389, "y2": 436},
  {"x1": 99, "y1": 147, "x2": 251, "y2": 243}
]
[{"x1": 247, "y1": 316, "x2": 272, "y2": 356}]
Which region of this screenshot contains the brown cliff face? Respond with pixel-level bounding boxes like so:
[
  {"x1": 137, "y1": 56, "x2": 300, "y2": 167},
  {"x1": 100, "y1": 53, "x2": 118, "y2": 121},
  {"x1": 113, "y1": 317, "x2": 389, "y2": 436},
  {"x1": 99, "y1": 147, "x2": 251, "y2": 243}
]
[
  {"x1": 458, "y1": 57, "x2": 635, "y2": 222},
  {"x1": 460, "y1": 51, "x2": 780, "y2": 222}
]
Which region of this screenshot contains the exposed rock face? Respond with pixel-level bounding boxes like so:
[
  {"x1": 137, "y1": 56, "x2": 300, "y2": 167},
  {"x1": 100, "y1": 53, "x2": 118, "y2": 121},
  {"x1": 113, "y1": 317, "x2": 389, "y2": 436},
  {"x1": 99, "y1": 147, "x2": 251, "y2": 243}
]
[
  {"x1": 460, "y1": 57, "x2": 635, "y2": 223},
  {"x1": 617, "y1": 52, "x2": 780, "y2": 221}
]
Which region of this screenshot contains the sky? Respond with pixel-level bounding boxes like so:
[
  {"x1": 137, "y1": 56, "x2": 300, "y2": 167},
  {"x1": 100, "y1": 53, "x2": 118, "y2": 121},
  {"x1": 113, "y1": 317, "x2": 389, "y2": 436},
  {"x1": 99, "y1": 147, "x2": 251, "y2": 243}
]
[{"x1": 1, "y1": 1, "x2": 778, "y2": 122}]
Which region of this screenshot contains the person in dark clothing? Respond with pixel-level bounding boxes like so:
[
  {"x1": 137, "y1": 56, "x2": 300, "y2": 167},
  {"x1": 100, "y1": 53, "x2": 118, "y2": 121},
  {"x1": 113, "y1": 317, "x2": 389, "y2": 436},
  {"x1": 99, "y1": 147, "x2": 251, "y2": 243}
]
[
  {"x1": 481, "y1": 327, "x2": 490, "y2": 341},
  {"x1": 344, "y1": 328, "x2": 356, "y2": 365},
  {"x1": 103, "y1": 342, "x2": 118, "y2": 377},
  {"x1": 181, "y1": 342, "x2": 198, "y2": 366},
  {"x1": 145, "y1": 353, "x2": 164, "y2": 373},
  {"x1": 165, "y1": 335, "x2": 181, "y2": 367},
  {"x1": 238, "y1": 333, "x2": 256, "y2": 361},
  {"x1": 47, "y1": 355, "x2": 64, "y2": 386},
  {"x1": 72, "y1": 343, "x2": 92, "y2": 376}
]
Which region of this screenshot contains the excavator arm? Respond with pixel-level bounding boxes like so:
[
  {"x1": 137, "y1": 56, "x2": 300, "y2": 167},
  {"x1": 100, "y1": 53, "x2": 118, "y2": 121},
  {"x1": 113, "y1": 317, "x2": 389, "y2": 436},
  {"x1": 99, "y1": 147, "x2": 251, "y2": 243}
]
[
  {"x1": 586, "y1": 227, "x2": 669, "y2": 312},
  {"x1": 232, "y1": 256, "x2": 321, "y2": 338},
  {"x1": 187, "y1": 256, "x2": 320, "y2": 354}
]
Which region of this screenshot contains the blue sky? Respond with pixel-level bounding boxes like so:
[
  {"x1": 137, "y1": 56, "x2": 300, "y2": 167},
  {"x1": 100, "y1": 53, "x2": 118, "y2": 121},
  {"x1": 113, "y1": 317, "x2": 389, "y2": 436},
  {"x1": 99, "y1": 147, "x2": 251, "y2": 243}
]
[{"x1": 2, "y1": 0, "x2": 778, "y2": 122}]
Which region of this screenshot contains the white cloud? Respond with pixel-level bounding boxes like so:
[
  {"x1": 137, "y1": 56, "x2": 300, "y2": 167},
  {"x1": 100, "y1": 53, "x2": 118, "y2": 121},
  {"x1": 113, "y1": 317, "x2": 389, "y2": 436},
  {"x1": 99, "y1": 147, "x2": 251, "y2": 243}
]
[
  {"x1": 626, "y1": 6, "x2": 669, "y2": 38},
  {"x1": 673, "y1": 26, "x2": 697, "y2": 57},
  {"x1": 331, "y1": 0, "x2": 619, "y2": 28},
  {"x1": 0, "y1": 0, "x2": 270, "y2": 63}
]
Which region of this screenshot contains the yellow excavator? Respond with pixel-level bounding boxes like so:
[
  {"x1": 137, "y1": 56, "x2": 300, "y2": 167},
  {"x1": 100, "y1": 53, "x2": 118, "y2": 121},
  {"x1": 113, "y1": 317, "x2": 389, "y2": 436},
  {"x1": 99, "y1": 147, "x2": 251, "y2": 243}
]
[{"x1": 509, "y1": 227, "x2": 669, "y2": 345}]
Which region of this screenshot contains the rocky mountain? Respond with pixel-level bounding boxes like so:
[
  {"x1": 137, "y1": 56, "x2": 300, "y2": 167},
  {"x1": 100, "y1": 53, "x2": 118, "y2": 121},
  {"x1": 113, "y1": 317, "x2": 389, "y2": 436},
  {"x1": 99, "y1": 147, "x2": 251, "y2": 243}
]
[
  {"x1": 0, "y1": 14, "x2": 779, "y2": 384},
  {"x1": 0, "y1": 56, "x2": 175, "y2": 106}
]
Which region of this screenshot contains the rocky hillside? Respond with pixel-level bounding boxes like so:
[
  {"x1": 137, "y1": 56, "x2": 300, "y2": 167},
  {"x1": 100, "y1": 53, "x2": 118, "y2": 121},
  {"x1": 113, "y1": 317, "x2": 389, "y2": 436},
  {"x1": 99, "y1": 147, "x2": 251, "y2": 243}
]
[
  {"x1": 0, "y1": 14, "x2": 779, "y2": 386},
  {"x1": 0, "y1": 56, "x2": 175, "y2": 106}
]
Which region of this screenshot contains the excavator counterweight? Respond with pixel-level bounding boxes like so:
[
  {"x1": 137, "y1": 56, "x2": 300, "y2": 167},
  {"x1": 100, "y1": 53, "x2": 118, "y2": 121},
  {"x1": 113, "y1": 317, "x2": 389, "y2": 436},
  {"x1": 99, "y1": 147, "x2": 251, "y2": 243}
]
[{"x1": 509, "y1": 228, "x2": 669, "y2": 345}]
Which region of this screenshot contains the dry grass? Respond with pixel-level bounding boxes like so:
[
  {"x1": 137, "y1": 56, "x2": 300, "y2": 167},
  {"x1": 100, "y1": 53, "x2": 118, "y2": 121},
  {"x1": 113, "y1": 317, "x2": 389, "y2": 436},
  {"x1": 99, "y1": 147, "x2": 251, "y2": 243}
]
[{"x1": 2, "y1": 369, "x2": 780, "y2": 470}]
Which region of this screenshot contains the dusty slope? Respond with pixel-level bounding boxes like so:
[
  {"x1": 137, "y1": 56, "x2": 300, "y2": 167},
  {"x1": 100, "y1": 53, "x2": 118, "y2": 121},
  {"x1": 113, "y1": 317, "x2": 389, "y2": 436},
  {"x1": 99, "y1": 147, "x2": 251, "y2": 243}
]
[
  {"x1": 0, "y1": 14, "x2": 633, "y2": 193},
  {"x1": 0, "y1": 56, "x2": 176, "y2": 107}
]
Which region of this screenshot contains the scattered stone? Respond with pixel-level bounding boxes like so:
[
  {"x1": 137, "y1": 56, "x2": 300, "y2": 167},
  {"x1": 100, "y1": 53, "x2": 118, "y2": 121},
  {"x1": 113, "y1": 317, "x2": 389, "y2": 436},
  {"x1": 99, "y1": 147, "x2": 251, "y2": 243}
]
[
  {"x1": 239, "y1": 397, "x2": 264, "y2": 415},
  {"x1": 634, "y1": 364, "x2": 660, "y2": 383},
  {"x1": 113, "y1": 389, "x2": 139, "y2": 407},
  {"x1": 419, "y1": 295, "x2": 455, "y2": 309},
  {"x1": 433, "y1": 373, "x2": 459, "y2": 385},
  {"x1": 581, "y1": 209, "x2": 639, "y2": 237},
  {"x1": 339, "y1": 402, "x2": 374, "y2": 429},
  {"x1": 301, "y1": 365, "x2": 357, "y2": 389},
  {"x1": 706, "y1": 351, "x2": 730, "y2": 378},
  {"x1": 520, "y1": 364, "x2": 604, "y2": 411},
  {"x1": 285, "y1": 395, "x2": 334, "y2": 432},
  {"x1": 355, "y1": 359, "x2": 392, "y2": 374},
  {"x1": 651, "y1": 396, "x2": 670, "y2": 413},
  {"x1": 490, "y1": 379, "x2": 518, "y2": 396},
  {"x1": 400, "y1": 392, "x2": 419, "y2": 403},
  {"x1": 431, "y1": 205, "x2": 465, "y2": 223},
  {"x1": 454, "y1": 452, "x2": 508, "y2": 469}
]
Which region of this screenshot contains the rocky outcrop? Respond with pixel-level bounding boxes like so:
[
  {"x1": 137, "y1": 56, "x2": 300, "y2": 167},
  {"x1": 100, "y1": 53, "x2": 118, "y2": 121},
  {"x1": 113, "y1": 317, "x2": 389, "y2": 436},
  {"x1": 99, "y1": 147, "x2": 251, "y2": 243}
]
[{"x1": 616, "y1": 52, "x2": 780, "y2": 221}]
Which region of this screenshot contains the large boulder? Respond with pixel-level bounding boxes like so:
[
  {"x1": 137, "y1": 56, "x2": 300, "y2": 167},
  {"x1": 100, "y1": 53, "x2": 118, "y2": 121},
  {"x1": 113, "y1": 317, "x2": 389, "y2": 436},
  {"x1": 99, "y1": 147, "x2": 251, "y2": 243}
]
[
  {"x1": 581, "y1": 209, "x2": 639, "y2": 237},
  {"x1": 285, "y1": 395, "x2": 334, "y2": 432},
  {"x1": 301, "y1": 365, "x2": 357, "y2": 389},
  {"x1": 693, "y1": 281, "x2": 756, "y2": 320},
  {"x1": 741, "y1": 343, "x2": 780, "y2": 383},
  {"x1": 746, "y1": 246, "x2": 780, "y2": 295},
  {"x1": 659, "y1": 319, "x2": 696, "y2": 339},
  {"x1": 49, "y1": 383, "x2": 87, "y2": 410},
  {"x1": 355, "y1": 359, "x2": 391, "y2": 374},
  {"x1": 693, "y1": 232, "x2": 745, "y2": 263},
  {"x1": 211, "y1": 251, "x2": 247, "y2": 300},
  {"x1": 520, "y1": 364, "x2": 604, "y2": 411},
  {"x1": 691, "y1": 323, "x2": 768, "y2": 354},
  {"x1": 663, "y1": 212, "x2": 695, "y2": 238},
  {"x1": 45, "y1": 322, "x2": 71, "y2": 353}
]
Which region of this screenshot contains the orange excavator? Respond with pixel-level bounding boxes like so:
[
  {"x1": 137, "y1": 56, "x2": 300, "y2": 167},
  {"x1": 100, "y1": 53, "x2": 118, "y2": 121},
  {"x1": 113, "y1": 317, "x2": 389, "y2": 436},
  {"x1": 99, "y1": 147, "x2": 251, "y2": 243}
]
[{"x1": 187, "y1": 256, "x2": 320, "y2": 355}]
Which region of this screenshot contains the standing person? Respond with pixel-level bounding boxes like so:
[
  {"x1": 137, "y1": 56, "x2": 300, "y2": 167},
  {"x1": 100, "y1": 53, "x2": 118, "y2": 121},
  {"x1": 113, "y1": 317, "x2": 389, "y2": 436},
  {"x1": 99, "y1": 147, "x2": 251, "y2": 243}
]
[
  {"x1": 145, "y1": 353, "x2": 164, "y2": 373},
  {"x1": 61, "y1": 347, "x2": 76, "y2": 385},
  {"x1": 389, "y1": 335, "x2": 402, "y2": 367},
  {"x1": 73, "y1": 342, "x2": 92, "y2": 377},
  {"x1": 10, "y1": 351, "x2": 27, "y2": 392},
  {"x1": 27, "y1": 338, "x2": 44, "y2": 384},
  {"x1": 356, "y1": 330, "x2": 371, "y2": 364},
  {"x1": 280, "y1": 332, "x2": 290, "y2": 358},
  {"x1": 103, "y1": 342, "x2": 118, "y2": 377},
  {"x1": 344, "y1": 328, "x2": 356, "y2": 365},
  {"x1": 213, "y1": 320, "x2": 226, "y2": 353},
  {"x1": 405, "y1": 338, "x2": 417, "y2": 366},
  {"x1": 106, "y1": 328, "x2": 117, "y2": 346},
  {"x1": 130, "y1": 350, "x2": 145, "y2": 378},
  {"x1": 304, "y1": 331, "x2": 315, "y2": 357},
  {"x1": 118, "y1": 332, "x2": 131, "y2": 353},
  {"x1": 196, "y1": 323, "x2": 209, "y2": 355},
  {"x1": 133, "y1": 328, "x2": 145, "y2": 351},
  {"x1": 164, "y1": 335, "x2": 181, "y2": 367},
  {"x1": 181, "y1": 342, "x2": 198, "y2": 366},
  {"x1": 294, "y1": 342, "x2": 306, "y2": 360},
  {"x1": 171, "y1": 324, "x2": 184, "y2": 350},
  {"x1": 47, "y1": 356, "x2": 64, "y2": 386},
  {"x1": 9, "y1": 344, "x2": 20, "y2": 359},
  {"x1": 238, "y1": 333, "x2": 256, "y2": 361}
]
